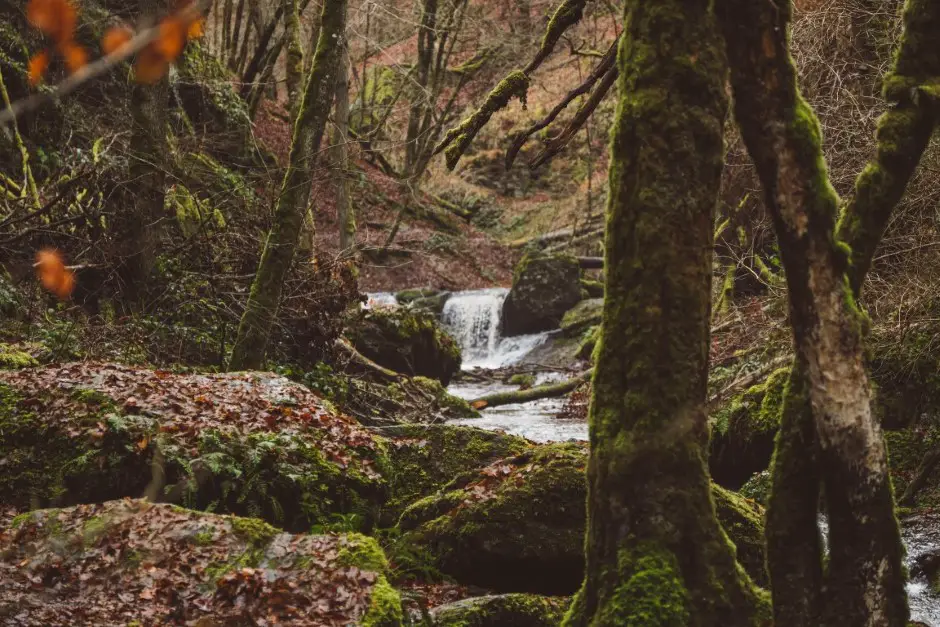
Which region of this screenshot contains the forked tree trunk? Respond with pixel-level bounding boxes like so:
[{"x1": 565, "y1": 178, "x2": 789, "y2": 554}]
[
  {"x1": 229, "y1": 0, "x2": 347, "y2": 371},
  {"x1": 562, "y1": 0, "x2": 769, "y2": 624},
  {"x1": 717, "y1": 0, "x2": 940, "y2": 623}
]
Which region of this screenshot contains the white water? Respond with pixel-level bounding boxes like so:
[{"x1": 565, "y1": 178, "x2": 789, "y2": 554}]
[{"x1": 441, "y1": 288, "x2": 549, "y2": 370}]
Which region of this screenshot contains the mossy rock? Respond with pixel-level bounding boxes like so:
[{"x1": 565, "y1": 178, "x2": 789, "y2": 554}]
[
  {"x1": 559, "y1": 299, "x2": 603, "y2": 337},
  {"x1": 575, "y1": 326, "x2": 599, "y2": 361},
  {"x1": 502, "y1": 254, "x2": 582, "y2": 336},
  {"x1": 580, "y1": 278, "x2": 604, "y2": 299},
  {"x1": 0, "y1": 499, "x2": 403, "y2": 625},
  {"x1": 0, "y1": 343, "x2": 38, "y2": 370},
  {"x1": 0, "y1": 363, "x2": 389, "y2": 532},
  {"x1": 377, "y1": 424, "x2": 531, "y2": 523},
  {"x1": 347, "y1": 308, "x2": 462, "y2": 386},
  {"x1": 709, "y1": 368, "x2": 788, "y2": 489},
  {"x1": 399, "y1": 442, "x2": 768, "y2": 594},
  {"x1": 430, "y1": 593, "x2": 569, "y2": 626}
]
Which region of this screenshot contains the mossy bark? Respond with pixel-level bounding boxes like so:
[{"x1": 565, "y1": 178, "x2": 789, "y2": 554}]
[
  {"x1": 716, "y1": 0, "x2": 940, "y2": 624},
  {"x1": 229, "y1": 0, "x2": 347, "y2": 371},
  {"x1": 563, "y1": 1, "x2": 767, "y2": 624}
]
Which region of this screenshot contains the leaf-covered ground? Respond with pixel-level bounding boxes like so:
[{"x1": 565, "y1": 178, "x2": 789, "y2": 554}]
[
  {"x1": 0, "y1": 499, "x2": 402, "y2": 626},
  {"x1": 0, "y1": 363, "x2": 387, "y2": 529}
]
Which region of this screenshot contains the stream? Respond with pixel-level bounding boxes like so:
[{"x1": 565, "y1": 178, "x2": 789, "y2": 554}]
[{"x1": 372, "y1": 288, "x2": 940, "y2": 623}]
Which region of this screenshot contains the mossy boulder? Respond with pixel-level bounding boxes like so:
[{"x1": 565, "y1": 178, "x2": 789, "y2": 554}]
[
  {"x1": 870, "y1": 326, "x2": 940, "y2": 429},
  {"x1": 377, "y1": 424, "x2": 532, "y2": 523},
  {"x1": 430, "y1": 593, "x2": 568, "y2": 626},
  {"x1": 580, "y1": 278, "x2": 604, "y2": 299},
  {"x1": 399, "y1": 443, "x2": 768, "y2": 594},
  {"x1": 709, "y1": 368, "x2": 788, "y2": 488},
  {"x1": 0, "y1": 363, "x2": 389, "y2": 532},
  {"x1": 559, "y1": 298, "x2": 603, "y2": 337},
  {"x1": 348, "y1": 308, "x2": 462, "y2": 385},
  {"x1": 0, "y1": 499, "x2": 403, "y2": 626},
  {"x1": 502, "y1": 254, "x2": 582, "y2": 336}
]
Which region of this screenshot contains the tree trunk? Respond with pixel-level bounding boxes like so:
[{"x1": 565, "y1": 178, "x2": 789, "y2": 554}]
[
  {"x1": 332, "y1": 34, "x2": 354, "y2": 252},
  {"x1": 562, "y1": 1, "x2": 768, "y2": 624},
  {"x1": 716, "y1": 0, "x2": 940, "y2": 623},
  {"x1": 284, "y1": 0, "x2": 304, "y2": 120},
  {"x1": 228, "y1": 0, "x2": 347, "y2": 371},
  {"x1": 121, "y1": 0, "x2": 170, "y2": 304}
]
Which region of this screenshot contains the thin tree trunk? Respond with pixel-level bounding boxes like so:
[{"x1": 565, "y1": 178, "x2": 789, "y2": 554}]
[
  {"x1": 716, "y1": 0, "x2": 940, "y2": 623},
  {"x1": 562, "y1": 0, "x2": 768, "y2": 624},
  {"x1": 121, "y1": 0, "x2": 170, "y2": 304},
  {"x1": 229, "y1": 0, "x2": 347, "y2": 371},
  {"x1": 284, "y1": 0, "x2": 304, "y2": 120},
  {"x1": 333, "y1": 37, "x2": 355, "y2": 252}
]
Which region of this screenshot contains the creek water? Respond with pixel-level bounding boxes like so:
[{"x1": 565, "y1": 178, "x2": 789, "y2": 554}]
[{"x1": 377, "y1": 288, "x2": 940, "y2": 622}]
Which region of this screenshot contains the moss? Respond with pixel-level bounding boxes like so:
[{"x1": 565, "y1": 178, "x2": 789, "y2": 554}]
[
  {"x1": 0, "y1": 344, "x2": 38, "y2": 370},
  {"x1": 10, "y1": 512, "x2": 32, "y2": 529},
  {"x1": 360, "y1": 575, "x2": 404, "y2": 627},
  {"x1": 82, "y1": 515, "x2": 109, "y2": 546},
  {"x1": 438, "y1": 70, "x2": 530, "y2": 170},
  {"x1": 712, "y1": 485, "x2": 769, "y2": 588},
  {"x1": 433, "y1": 593, "x2": 569, "y2": 626},
  {"x1": 338, "y1": 532, "x2": 389, "y2": 572},
  {"x1": 508, "y1": 373, "x2": 536, "y2": 388},
  {"x1": 559, "y1": 299, "x2": 603, "y2": 337},
  {"x1": 229, "y1": 516, "x2": 278, "y2": 546},
  {"x1": 592, "y1": 544, "x2": 690, "y2": 626}
]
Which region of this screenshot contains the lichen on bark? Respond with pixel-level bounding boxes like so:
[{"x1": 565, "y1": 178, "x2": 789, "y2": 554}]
[
  {"x1": 715, "y1": 0, "x2": 940, "y2": 623},
  {"x1": 562, "y1": 0, "x2": 768, "y2": 624}
]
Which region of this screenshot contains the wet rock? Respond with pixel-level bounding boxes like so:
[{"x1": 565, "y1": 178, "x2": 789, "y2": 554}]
[
  {"x1": 0, "y1": 363, "x2": 388, "y2": 531},
  {"x1": 347, "y1": 307, "x2": 462, "y2": 385},
  {"x1": 0, "y1": 500, "x2": 403, "y2": 626},
  {"x1": 502, "y1": 254, "x2": 582, "y2": 336},
  {"x1": 399, "y1": 442, "x2": 768, "y2": 594},
  {"x1": 559, "y1": 298, "x2": 603, "y2": 337},
  {"x1": 430, "y1": 593, "x2": 568, "y2": 626}
]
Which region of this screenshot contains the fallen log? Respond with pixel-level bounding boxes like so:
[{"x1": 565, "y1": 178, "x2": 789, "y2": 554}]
[
  {"x1": 471, "y1": 369, "x2": 593, "y2": 410},
  {"x1": 334, "y1": 338, "x2": 402, "y2": 382}
]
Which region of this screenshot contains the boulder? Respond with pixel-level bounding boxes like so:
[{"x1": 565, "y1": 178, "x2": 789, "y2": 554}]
[
  {"x1": 430, "y1": 594, "x2": 568, "y2": 626},
  {"x1": 559, "y1": 298, "x2": 603, "y2": 337},
  {"x1": 348, "y1": 308, "x2": 462, "y2": 385},
  {"x1": 502, "y1": 254, "x2": 582, "y2": 336},
  {"x1": 378, "y1": 424, "x2": 531, "y2": 523},
  {"x1": 0, "y1": 500, "x2": 403, "y2": 626},
  {"x1": 709, "y1": 368, "x2": 788, "y2": 488},
  {"x1": 0, "y1": 363, "x2": 388, "y2": 532},
  {"x1": 399, "y1": 443, "x2": 767, "y2": 594}
]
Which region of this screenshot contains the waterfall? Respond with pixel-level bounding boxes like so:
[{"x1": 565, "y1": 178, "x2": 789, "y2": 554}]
[{"x1": 441, "y1": 288, "x2": 548, "y2": 369}]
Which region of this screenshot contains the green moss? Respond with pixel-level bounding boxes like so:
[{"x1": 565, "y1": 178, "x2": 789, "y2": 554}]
[
  {"x1": 508, "y1": 373, "x2": 536, "y2": 388},
  {"x1": 0, "y1": 344, "x2": 37, "y2": 370},
  {"x1": 10, "y1": 512, "x2": 32, "y2": 529},
  {"x1": 433, "y1": 593, "x2": 569, "y2": 626},
  {"x1": 360, "y1": 575, "x2": 404, "y2": 627},
  {"x1": 595, "y1": 544, "x2": 690, "y2": 627},
  {"x1": 229, "y1": 516, "x2": 278, "y2": 546},
  {"x1": 439, "y1": 70, "x2": 530, "y2": 170},
  {"x1": 338, "y1": 532, "x2": 389, "y2": 573},
  {"x1": 82, "y1": 515, "x2": 109, "y2": 546},
  {"x1": 560, "y1": 299, "x2": 603, "y2": 337}
]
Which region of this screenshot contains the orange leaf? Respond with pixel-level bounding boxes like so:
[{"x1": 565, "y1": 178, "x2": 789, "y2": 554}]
[
  {"x1": 101, "y1": 25, "x2": 133, "y2": 56},
  {"x1": 134, "y1": 47, "x2": 169, "y2": 84},
  {"x1": 156, "y1": 17, "x2": 186, "y2": 61},
  {"x1": 59, "y1": 40, "x2": 88, "y2": 74},
  {"x1": 186, "y1": 17, "x2": 205, "y2": 41},
  {"x1": 35, "y1": 249, "x2": 76, "y2": 300},
  {"x1": 27, "y1": 0, "x2": 77, "y2": 43},
  {"x1": 27, "y1": 50, "x2": 50, "y2": 86}
]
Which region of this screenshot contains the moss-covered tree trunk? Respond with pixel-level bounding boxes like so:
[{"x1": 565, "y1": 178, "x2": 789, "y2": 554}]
[
  {"x1": 333, "y1": 35, "x2": 355, "y2": 252},
  {"x1": 228, "y1": 0, "x2": 347, "y2": 371},
  {"x1": 717, "y1": 0, "x2": 940, "y2": 623},
  {"x1": 562, "y1": 1, "x2": 769, "y2": 625}
]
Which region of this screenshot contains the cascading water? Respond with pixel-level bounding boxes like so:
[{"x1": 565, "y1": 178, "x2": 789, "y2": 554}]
[
  {"x1": 441, "y1": 288, "x2": 548, "y2": 369},
  {"x1": 362, "y1": 292, "x2": 398, "y2": 309}
]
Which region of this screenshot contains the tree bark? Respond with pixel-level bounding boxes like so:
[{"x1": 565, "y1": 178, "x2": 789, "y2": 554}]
[
  {"x1": 562, "y1": 1, "x2": 768, "y2": 624},
  {"x1": 121, "y1": 0, "x2": 171, "y2": 304},
  {"x1": 716, "y1": 0, "x2": 940, "y2": 623},
  {"x1": 229, "y1": 0, "x2": 347, "y2": 371},
  {"x1": 333, "y1": 35, "x2": 355, "y2": 252}
]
